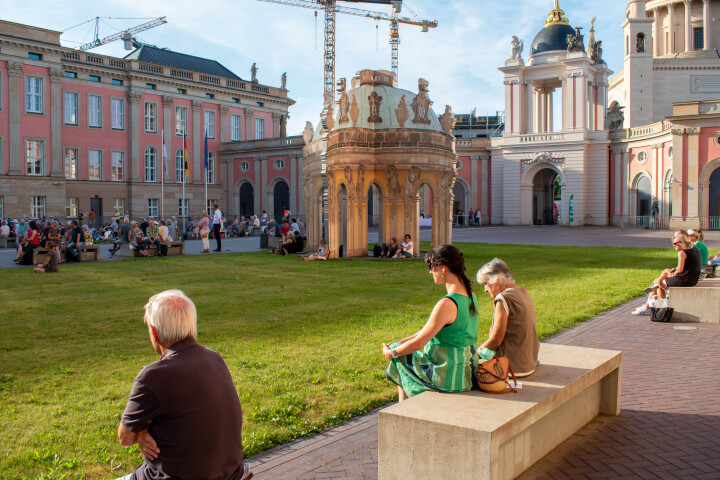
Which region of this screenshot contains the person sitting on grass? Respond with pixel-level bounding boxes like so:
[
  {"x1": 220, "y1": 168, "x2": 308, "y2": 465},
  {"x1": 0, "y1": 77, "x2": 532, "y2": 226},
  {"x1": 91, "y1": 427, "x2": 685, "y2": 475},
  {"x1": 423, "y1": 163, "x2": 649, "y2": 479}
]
[
  {"x1": 130, "y1": 223, "x2": 151, "y2": 258},
  {"x1": 393, "y1": 234, "x2": 414, "y2": 259},
  {"x1": 116, "y1": 289, "x2": 252, "y2": 480},
  {"x1": 380, "y1": 237, "x2": 399, "y2": 258},
  {"x1": 383, "y1": 244, "x2": 478, "y2": 401},
  {"x1": 34, "y1": 241, "x2": 59, "y2": 273},
  {"x1": 303, "y1": 239, "x2": 329, "y2": 261},
  {"x1": 633, "y1": 233, "x2": 701, "y2": 315},
  {"x1": 282, "y1": 231, "x2": 304, "y2": 255}
]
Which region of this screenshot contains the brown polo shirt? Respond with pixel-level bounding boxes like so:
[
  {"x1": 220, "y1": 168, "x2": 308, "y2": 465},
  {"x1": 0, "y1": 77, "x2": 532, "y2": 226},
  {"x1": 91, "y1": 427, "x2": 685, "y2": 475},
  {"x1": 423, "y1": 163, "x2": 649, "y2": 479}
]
[{"x1": 121, "y1": 338, "x2": 244, "y2": 480}]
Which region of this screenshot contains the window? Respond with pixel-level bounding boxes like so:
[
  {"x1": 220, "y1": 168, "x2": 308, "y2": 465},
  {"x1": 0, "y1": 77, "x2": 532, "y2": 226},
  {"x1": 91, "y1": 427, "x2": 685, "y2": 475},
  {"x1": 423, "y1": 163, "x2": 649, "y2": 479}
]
[
  {"x1": 240, "y1": 161, "x2": 250, "y2": 172},
  {"x1": 148, "y1": 199, "x2": 159, "y2": 217},
  {"x1": 111, "y1": 151, "x2": 124, "y2": 181},
  {"x1": 232, "y1": 98, "x2": 240, "y2": 103},
  {"x1": 255, "y1": 118, "x2": 265, "y2": 139},
  {"x1": 456, "y1": 159, "x2": 463, "y2": 170},
  {"x1": 668, "y1": 146, "x2": 674, "y2": 158},
  {"x1": 88, "y1": 95, "x2": 102, "y2": 128},
  {"x1": 31, "y1": 196, "x2": 46, "y2": 218},
  {"x1": 64, "y1": 147, "x2": 78, "y2": 179},
  {"x1": 231, "y1": 114, "x2": 241, "y2": 141},
  {"x1": 175, "y1": 106, "x2": 187, "y2": 136},
  {"x1": 89, "y1": 75, "x2": 100, "y2": 82},
  {"x1": 206, "y1": 93, "x2": 214, "y2": 99},
  {"x1": 144, "y1": 102, "x2": 158, "y2": 133},
  {"x1": 112, "y1": 79, "x2": 123, "y2": 86},
  {"x1": 178, "y1": 199, "x2": 189, "y2": 217},
  {"x1": 273, "y1": 158, "x2": 285, "y2": 170},
  {"x1": 206, "y1": 152, "x2": 215, "y2": 184},
  {"x1": 207, "y1": 199, "x2": 218, "y2": 214},
  {"x1": 66, "y1": 197, "x2": 78, "y2": 218},
  {"x1": 25, "y1": 76, "x2": 43, "y2": 113},
  {"x1": 64, "y1": 92, "x2": 78, "y2": 125},
  {"x1": 694, "y1": 28, "x2": 704, "y2": 50},
  {"x1": 145, "y1": 147, "x2": 157, "y2": 182},
  {"x1": 146, "y1": 83, "x2": 156, "y2": 90},
  {"x1": 64, "y1": 71, "x2": 77, "y2": 78},
  {"x1": 256, "y1": 102, "x2": 264, "y2": 107},
  {"x1": 205, "y1": 110, "x2": 216, "y2": 138},
  {"x1": 113, "y1": 198, "x2": 125, "y2": 218},
  {"x1": 175, "y1": 149, "x2": 187, "y2": 183},
  {"x1": 177, "y1": 88, "x2": 186, "y2": 95},
  {"x1": 26, "y1": 139, "x2": 43, "y2": 175},
  {"x1": 637, "y1": 151, "x2": 648, "y2": 164},
  {"x1": 28, "y1": 52, "x2": 42, "y2": 60},
  {"x1": 111, "y1": 98, "x2": 124, "y2": 129},
  {"x1": 88, "y1": 149, "x2": 102, "y2": 180}
]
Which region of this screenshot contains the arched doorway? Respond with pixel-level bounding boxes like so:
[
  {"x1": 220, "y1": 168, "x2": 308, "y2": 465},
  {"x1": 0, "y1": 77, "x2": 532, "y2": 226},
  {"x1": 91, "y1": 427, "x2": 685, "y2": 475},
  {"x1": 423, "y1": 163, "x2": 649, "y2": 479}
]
[
  {"x1": 339, "y1": 184, "x2": 348, "y2": 257},
  {"x1": 533, "y1": 168, "x2": 559, "y2": 225},
  {"x1": 239, "y1": 183, "x2": 254, "y2": 217},
  {"x1": 273, "y1": 180, "x2": 289, "y2": 221},
  {"x1": 368, "y1": 183, "x2": 383, "y2": 242},
  {"x1": 452, "y1": 181, "x2": 466, "y2": 225},
  {"x1": 418, "y1": 184, "x2": 432, "y2": 218},
  {"x1": 636, "y1": 176, "x2": 652, "y2": 216},
  {"x1": 710, "y1": 168, "x2": 720, "y2": 219}
]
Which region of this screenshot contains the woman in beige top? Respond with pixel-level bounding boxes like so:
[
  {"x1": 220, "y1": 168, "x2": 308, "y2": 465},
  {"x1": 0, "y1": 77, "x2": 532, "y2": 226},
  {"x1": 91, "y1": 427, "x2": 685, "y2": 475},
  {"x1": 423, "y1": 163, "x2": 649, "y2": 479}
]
[{"x1": 476, "y1": 258, "x2": 540, "y2": 376}]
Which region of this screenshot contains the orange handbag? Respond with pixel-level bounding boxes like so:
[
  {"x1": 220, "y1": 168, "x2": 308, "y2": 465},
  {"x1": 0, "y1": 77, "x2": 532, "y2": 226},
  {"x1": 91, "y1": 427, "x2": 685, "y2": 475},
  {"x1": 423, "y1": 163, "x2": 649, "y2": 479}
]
[{"x1": 477, "y1": 356, "x2": 517, "y2": 394}]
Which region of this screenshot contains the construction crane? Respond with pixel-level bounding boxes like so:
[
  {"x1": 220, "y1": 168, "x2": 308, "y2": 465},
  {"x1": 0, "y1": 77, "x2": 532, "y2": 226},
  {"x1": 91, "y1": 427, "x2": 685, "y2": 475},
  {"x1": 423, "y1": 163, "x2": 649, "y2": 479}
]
[
  {"x1": 257, "y1": 0, "x2": 437, "y2": 104},
  {"x1": 75, "y1": 16, "x2": 167, "y2": 51}
]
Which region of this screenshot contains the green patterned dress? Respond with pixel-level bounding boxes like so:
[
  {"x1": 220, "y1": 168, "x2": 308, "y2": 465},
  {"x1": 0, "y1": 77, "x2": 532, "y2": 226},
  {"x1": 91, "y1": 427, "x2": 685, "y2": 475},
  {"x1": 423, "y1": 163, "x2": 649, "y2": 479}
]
[{"x1": 386, "y1": 293, "x2": 479, "y2": 397}]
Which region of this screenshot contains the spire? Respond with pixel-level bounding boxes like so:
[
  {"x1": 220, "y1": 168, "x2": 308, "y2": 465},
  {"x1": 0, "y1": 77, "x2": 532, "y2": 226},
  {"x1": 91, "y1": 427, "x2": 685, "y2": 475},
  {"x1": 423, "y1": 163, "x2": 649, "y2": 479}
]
[{"x1": 544, "y1": 0, "x2": 569, "y2": 27}]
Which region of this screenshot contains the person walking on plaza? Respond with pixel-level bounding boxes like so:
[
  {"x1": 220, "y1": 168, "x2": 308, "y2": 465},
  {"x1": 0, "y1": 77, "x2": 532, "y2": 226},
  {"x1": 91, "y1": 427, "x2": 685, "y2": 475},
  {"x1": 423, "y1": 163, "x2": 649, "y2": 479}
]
[
  {"x1": 199, "y1": 211, "x2": 211, "y2": 253},
  {"x1": 116, "y1": 289, "x2": 251, "y2": 480},
  {"x1": 212, "y1": 204, "x2": 222, "y2": 252},
  {"x1": 89, "y1": 209, "x2": 96, "y2": 228}
]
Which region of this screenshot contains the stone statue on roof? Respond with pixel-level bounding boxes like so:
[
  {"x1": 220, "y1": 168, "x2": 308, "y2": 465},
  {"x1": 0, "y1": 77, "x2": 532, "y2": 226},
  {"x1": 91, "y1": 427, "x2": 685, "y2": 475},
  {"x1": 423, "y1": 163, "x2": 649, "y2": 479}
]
[
  {"x1": 281, "y1": 72, "x2": 287, "y2": 90},
  {"x1": 251, "y1": 63, "x2": 258, "y2": 83},
  {"x1": 510, "y1": 36, "x2": 524, "y2": 60},
  {"x1": 566, "y1": 27, "x2": 584, "y2": 53}
]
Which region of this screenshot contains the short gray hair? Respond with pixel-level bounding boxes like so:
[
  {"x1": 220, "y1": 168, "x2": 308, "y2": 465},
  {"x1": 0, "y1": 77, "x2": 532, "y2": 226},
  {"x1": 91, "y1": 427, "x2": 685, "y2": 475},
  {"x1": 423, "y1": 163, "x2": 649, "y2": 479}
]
[
  {"x1": 144, "y1": 290, "x2": 197, "y2": 345},
  {"x1": 476, "y1": 258, "x2": 513, "y2": 286}
]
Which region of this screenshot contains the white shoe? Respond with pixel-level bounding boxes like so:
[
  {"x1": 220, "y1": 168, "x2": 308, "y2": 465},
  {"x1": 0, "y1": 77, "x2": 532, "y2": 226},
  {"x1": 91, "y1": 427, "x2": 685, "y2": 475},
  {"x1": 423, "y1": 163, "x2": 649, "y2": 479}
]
[{"x1": 632, "y1": 308, "x2": 651, "y2": 316}]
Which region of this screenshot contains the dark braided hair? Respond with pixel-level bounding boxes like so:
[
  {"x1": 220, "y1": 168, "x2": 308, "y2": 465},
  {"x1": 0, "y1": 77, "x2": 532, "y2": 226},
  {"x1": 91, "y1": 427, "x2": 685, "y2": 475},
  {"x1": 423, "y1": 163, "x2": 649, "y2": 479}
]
[{"x1": 425, "y1": 244, "x2": 477, "y2": 315}]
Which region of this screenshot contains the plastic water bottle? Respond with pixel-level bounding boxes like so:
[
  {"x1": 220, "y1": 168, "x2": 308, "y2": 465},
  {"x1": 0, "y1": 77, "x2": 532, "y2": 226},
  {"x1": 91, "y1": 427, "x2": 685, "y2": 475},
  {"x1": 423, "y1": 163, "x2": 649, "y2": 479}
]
[{"x1": 479, "y1": 347, "x2": 495, "y2": 361}]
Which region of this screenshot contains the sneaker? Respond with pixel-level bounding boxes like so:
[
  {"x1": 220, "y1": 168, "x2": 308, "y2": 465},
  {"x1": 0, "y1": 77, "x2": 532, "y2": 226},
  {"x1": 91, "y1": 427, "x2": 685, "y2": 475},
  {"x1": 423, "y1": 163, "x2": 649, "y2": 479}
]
[
  {"x1": 644, "y1": 284, "x2": 659, "y2": 293},
  {"x1": 632, "y1": 308, "x2": 651, "y2": 316}
]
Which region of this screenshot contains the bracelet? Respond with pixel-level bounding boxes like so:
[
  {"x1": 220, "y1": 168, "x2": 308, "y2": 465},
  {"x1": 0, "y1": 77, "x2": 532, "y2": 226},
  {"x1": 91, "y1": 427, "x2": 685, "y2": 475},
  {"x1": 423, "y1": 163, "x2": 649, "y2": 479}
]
[{"x1": 391, "y1": 349, "x2": 398, "y2": 358}]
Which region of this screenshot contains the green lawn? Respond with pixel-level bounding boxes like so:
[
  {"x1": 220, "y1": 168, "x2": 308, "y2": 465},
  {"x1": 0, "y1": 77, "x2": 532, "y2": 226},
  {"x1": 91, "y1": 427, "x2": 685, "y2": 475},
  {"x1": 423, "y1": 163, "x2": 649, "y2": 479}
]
[{"x1": 0, "y1": 242, "x2": 674, "y2": 479}]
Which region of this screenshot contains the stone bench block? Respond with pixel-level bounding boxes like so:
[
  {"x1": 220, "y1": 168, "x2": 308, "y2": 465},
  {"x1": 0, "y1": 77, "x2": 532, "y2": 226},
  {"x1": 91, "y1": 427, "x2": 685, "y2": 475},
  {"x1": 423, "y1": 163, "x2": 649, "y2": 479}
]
[
  {"x1": 0, "y1": 237, "x2": 17, "y2": 249},
  {"x1": 378, "y1": 343, "x2": 621, "y2": 480},
  {"x1": 32, "y1": 245, "x2": 100, "y2": 264},
  {"x1": 669, "y1": 277, "x2": 720, "y2": 323}
]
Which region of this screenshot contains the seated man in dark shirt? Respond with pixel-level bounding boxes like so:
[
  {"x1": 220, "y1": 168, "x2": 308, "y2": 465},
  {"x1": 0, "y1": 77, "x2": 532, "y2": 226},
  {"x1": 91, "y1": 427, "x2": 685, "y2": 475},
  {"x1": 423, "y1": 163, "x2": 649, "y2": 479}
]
[{"x1": 117, "y1": 290, "x2": 252, "y2": 480}]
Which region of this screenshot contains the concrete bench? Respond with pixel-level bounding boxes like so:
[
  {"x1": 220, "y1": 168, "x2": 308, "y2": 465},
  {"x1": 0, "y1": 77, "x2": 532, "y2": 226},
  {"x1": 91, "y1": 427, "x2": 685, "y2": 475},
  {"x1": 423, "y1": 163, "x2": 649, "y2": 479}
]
[
  {"x1": 0, "y1": 237, "x2": 17, "y2": 249},
  {"x1": 116, "y1": 241, "x2": 185, "y2": 257},
  {"x1": 32, "y1": 245, "x2": 100, "y2": 264},
  {"x1": 668, "y1": 276, "x2": 720, "y2": 323},
  {"x1": 378, "y1": 343, "x2": 621, "y2": 480}
]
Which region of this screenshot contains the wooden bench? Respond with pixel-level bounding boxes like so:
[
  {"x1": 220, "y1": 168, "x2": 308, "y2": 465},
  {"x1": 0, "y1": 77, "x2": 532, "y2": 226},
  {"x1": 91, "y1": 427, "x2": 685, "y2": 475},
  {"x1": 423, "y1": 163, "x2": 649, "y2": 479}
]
[
  {"x1": 378, "y1": 343, "x2": 621, "y2": 480},
  {"x1": 0, "y1": 237, "x2": 17, "y2": 249},
  {"x1": 668, "y1": 276, "x2": 720, "y2": 323},
  {"x1": 32, "y1": 245, "x2": 100, "y2": 264}
]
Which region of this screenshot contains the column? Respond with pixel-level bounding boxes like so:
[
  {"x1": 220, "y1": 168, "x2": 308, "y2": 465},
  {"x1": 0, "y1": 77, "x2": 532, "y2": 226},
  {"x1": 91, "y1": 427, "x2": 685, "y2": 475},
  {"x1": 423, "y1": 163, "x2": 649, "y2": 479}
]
[
  {"x1": 623, "y1": 150, "x2": 631, "y2": 217},
  {"x1": 686, "y1": 127, "x2": 700, "y2": 216},
  {"x1": 261, "y1": 155, "x2": 268, "y2": 213},
  {"x1": 671, "y1": 129, "x2": 684, "y2": 218},
  {"x1": 297, "y1": 156, "x2": 304, "y2": 216},
  {"x1": 128, "y1": 90, "x2": 143, "y2": 182},
  {"x1": 503, "y1": 81, "x2": 513, "y2": 134},
  {"x1": 520, "y1": 81, "x2": 530, "y2": 134},
  {"x1": 272, "y1": 112, "x2": 281, "y2": 138},
  {"x1": 548, "y1": 90, "x2": 554, "y2": 132},
  {"x1": 526, "y1": 82, "x2": 534, "y2": 134},
  {"x1": 596, "y1": 83, "x2": 607, "y2": 130},
  {"x1": 470, "y1": 154, "x2": 479, "y2": 213},
  {"x1": 653, "y1": 8, "x2": 660, "y2": 56},
  {"x1": 561, "y1": 76, "x2": 570, "y2": 131},
  {"x1": 703, "y1": 0, "x2": 712, "y2": 50},
  {"x1": 280, "y1": 114, "x2": 288, "y2": 138},
  {"x1": 244, "y1": 109, "x2": 254, "y2": 141},
  {"x1": 668, "y1": 4, "x2": 676, "y2": 54},
  {"x1": 614, "y1": 150, "x2": 621, "y2": 216},
  {"x1": 191, "y1": 101, "x2": 202, "y2": 184},
  {"x1": 576, "y1": 75, "x2": 587, "y2": 130},
  {"x1": 481, "y1": 153, "x2": 489, "y2": 223},
  {"x1": 254, "y1": 157, "x2": 261, "y2": 214},
  {"x1": 7, "y1": 62, "x2": 23, "y2": 175},
  {"x1": 48, "y1": 69, "x2": 63, "y2": 176},
  {"x1": 290, "y1": 154, "x2": 297, "y2": 214},
  {"x1": 162, "y1": 96, "x2": 173, "y2": 181},
  {"x1": 684, "y1": 0, "x2": 693, "y2": 53},
  {"x1": 219, "y1": 105, "x2": 229, "y2": 143}
]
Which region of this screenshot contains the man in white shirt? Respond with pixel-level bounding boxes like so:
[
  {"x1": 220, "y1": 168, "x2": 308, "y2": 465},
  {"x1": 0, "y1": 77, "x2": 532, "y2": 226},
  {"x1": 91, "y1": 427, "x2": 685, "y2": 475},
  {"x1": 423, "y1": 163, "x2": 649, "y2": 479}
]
[
  {"x1": 290, "y1": 218, "x2": 300, "y2": 235},
  {"x1": 212, "y1": 204, "x2": 223, "y2": 252}
]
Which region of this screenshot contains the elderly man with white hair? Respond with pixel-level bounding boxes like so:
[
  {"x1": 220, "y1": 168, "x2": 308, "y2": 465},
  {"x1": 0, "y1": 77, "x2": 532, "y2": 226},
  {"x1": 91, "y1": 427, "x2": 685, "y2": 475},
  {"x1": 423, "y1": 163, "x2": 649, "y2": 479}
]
[{"x1": 117, "y1": 290, "x2": 251, "y2": 480}]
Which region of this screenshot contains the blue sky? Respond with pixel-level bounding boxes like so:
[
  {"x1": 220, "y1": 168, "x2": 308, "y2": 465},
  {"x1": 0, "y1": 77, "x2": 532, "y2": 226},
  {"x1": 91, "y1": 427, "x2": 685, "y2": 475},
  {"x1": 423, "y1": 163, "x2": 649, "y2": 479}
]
[{"x1": 1, "y1": 0, "x2": 629, "y2": 134}]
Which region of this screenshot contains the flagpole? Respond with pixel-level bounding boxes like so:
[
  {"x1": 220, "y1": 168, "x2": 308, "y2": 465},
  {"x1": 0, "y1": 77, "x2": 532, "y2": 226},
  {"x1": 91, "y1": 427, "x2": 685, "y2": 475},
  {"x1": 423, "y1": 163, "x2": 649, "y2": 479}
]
[
  {"x1": 204, "y1": 127, "x2": 208, "y2": 218},
  {"x1": 183, "y1": 130, "x2": 187, "y2": 234},
  {"x1": 161, "y1": 130, "x2": 165, "y2": 219}
]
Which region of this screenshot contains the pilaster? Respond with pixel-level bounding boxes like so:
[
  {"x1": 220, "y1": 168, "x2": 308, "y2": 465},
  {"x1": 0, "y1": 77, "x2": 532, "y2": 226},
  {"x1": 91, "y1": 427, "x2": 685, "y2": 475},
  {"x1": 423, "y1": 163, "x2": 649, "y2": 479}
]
[
  {"x1": 470, "y1": 154, "x2": 479, "y2": 213},
  {"x1": 219, "y1": 105, "x2": 229, "y2": 143},
  {"x1": 685, "y1": 127, "x2": 700, "y2": 216},
  {"x1": 162, "y1": 96, "x2": 173, "y2": 181},
  {"x1": 261, "y1": 156, "x2": 268, "y2": 212},
  {"x1": 128, "y1": 90, "x2": 143, "y2": 182},
  {"x1": 49, "y1": 68, "x2": 63, "y2": 176},
  {"x1": 272, "y1": 112, "x2": 281, "y2": 138},
  {"x1": 671, "y1": 129, "x2": 685, "y2": 218},
  {"x1": 192, "y1": 101, "x2": 202, "y2": 184},
  {"x1": 254, "y1": 157, "x2": 261, "y2": 213},
  {"x1": 245, "y1": 109, "x2": 254, "y2": 141},
  {"x1": 7, "y1": 62, "x2": 23, "y2": 175},
  {"x1": 290, "y1": 154, "x2": 297, "y2": 214}
]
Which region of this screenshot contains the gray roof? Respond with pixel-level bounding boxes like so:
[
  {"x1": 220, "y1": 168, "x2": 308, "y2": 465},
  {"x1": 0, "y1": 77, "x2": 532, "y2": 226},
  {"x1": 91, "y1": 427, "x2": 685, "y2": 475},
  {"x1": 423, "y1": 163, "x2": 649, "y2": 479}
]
[{"x1": 124, "y1": 45, "x2": 242, "y2": 80}]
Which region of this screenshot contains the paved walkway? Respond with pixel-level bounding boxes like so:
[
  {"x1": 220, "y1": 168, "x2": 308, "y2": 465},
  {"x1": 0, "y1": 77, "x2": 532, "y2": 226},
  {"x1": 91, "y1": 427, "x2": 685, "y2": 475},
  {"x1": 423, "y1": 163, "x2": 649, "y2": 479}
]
[{"x1": 248, "y1": 297, "x2": 720, "y2": 479}]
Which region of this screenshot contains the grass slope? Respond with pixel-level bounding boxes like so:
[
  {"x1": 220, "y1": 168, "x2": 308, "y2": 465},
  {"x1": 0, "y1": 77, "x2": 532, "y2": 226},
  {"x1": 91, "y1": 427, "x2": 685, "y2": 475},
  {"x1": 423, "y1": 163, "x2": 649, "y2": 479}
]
[{"x1": 0, "y1": 242, "x2": 674, "y2": 479}]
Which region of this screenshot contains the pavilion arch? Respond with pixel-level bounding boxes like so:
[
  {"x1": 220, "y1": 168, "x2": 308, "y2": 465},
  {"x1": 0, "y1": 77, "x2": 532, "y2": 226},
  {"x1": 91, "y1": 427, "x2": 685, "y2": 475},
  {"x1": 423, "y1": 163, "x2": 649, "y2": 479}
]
[
  {"x1": 699, "y1": 156, "x2": 720, "y2": 221},
  {"x1": 629, "y1": 170, "x2": 652, "y2": 217},
  {"x1": 367, "y1": 181, "x2": 384, "y2": 239},
  {"x1": 520, "y1": 161, "x2": 566, "y2": 225},
  {"x1": 662, "y1": 169, "x2": 673, "y2": 219},
  {"x1": 415, "y1": 180, "x2": 439, "y2": 246},
  {"x1": 452, "y1": 176, "x2": 471, "y2": 224}
]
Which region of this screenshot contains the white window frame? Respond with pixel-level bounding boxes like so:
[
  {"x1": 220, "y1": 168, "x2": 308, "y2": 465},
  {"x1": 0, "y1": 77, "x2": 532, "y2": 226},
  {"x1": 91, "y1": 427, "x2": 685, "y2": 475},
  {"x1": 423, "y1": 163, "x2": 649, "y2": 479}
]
[
  {"x1": 26, "y1": 139, "x2": 44, "y2": 176},
  {"x1": 111, "y1": 97, "x2": 124, "y2": 130},
  {"x1": 88, "y1": 94, "x2": 102, "y2": 128},
  {"x1": 144, "y1": 102, "x2": 158, "y2": 133},
  {"x1": 66, "y1": 197, "x2": 79, "y2": 218},
  {"x1": 230, "y1": 114, "x2": 241, "y2": 141},
  {"x1": 145, "y1": 146, "x2": 157, "y2": 182},
  {"x1": 111, "y1": 151, "x2": 124, "y2": 181},
  {"x1": 273, "y1": 158, "x2": 285, "y2": 170},
  {"x1": 175, "y1": 149, "x2": 187, "y2": 183},
  {"x1": 64, "y1": 91, "x2": 78, "y2": 125},
  {"x1": 205, "y1": 110, "x2": 216, "y2": 139},
  {"x1": 31, "y1": 196, "x2": 46, "y2": 218},
  {"x1": 88, "y1": 149, "x2": 102, "y2": 181},
  {"x1": 64, "y1": 147, "x2": 79, "y2": 180},
  {"x1": 255, "y1": 117, "x2": 265, "y2": 140},
  {"x1": 25, "y1": 76, "x2": 43, "y2": 113},
  {"x1": 113, "y1": 198, "x2": 125, "y2": 217},
  {"x1": 175, "y1": 106, "x2": 187, "y2": 136},
  {"x1": 148, "y1": 198, "x2": 159, "y2": 217},
  {"x1": 240, "y1": 161, "x2": 250, "y2": 172},
  {"x1": 206, "y1": 152, "x2": 215, "y2": 184},
  {"x1": 178, "y1": 199, "x2": 189, "y2": 217},
  {"x1": 207, "y1": 199, "x2": 218, "y2": 214}
]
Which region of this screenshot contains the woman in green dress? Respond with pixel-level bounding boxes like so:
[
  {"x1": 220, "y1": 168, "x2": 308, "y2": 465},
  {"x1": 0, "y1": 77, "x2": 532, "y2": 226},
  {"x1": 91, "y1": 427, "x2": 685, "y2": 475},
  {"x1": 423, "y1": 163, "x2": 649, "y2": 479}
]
[{"x1": 383, "y1": 245, "x2": 479, "y2": 401}]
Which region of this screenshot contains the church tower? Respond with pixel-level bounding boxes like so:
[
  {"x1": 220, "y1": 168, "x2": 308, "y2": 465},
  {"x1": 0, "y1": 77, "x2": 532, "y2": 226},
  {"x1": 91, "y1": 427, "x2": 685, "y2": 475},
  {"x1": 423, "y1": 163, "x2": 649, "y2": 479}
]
[{"x1": 622, "y1": 0, "x2": 654, "y2": 127}]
